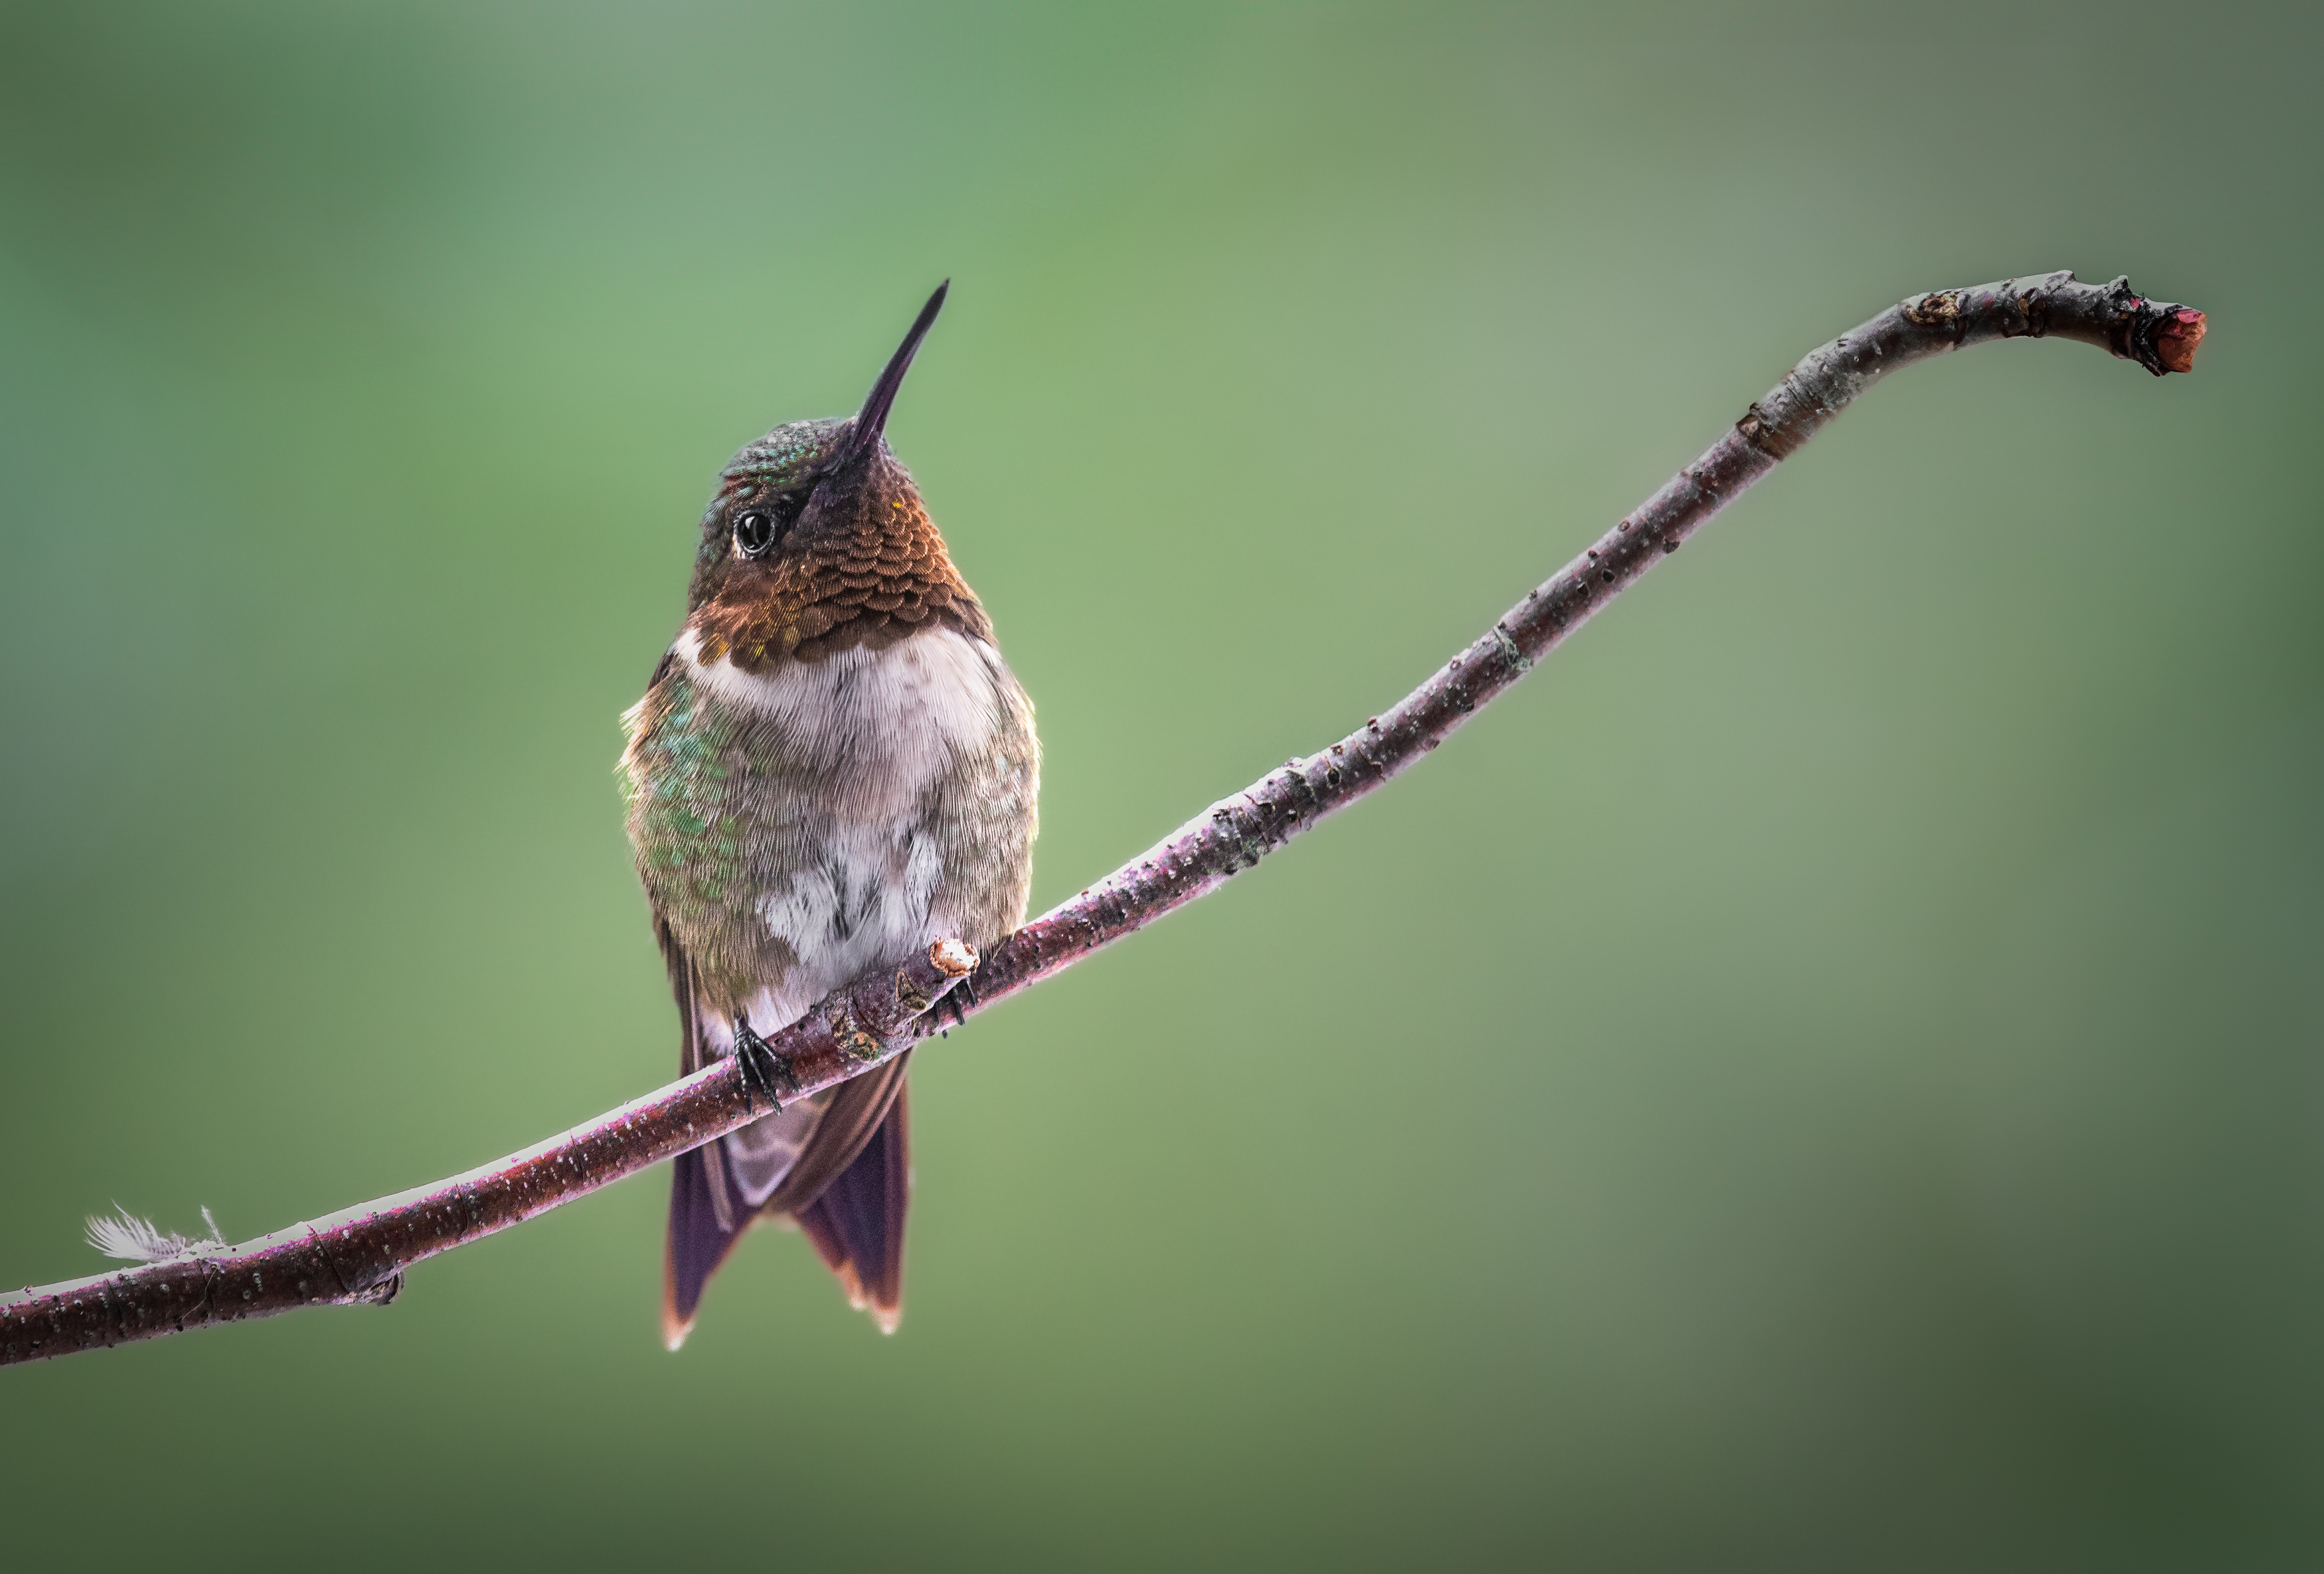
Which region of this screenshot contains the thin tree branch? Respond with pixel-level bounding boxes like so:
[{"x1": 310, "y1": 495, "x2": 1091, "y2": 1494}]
[{"x1": 0, "y1": 270, "x2": 2204, "y2": 1367}]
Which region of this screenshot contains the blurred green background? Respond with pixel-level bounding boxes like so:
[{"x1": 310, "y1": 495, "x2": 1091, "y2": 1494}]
[{"x1": 2, "y1": 1, "x2": 2317, "y2": 1566}]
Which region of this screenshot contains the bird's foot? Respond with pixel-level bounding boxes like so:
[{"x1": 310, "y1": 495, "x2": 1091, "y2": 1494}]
[
  {"x1": 944, "y1": 976, "x2": 980, "y2": 1029},
  {"x1": 730, "y1": 1018, "x2": 784, "y2": 1113}
]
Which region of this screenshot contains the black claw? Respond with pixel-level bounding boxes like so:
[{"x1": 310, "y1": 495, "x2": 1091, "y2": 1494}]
[
  {"x1": 945, "y1": 976, "x2": 979, "y2": 1029},
  {"x1": 730, "y1": 1017, "x2": 783, "y2": 1113}
]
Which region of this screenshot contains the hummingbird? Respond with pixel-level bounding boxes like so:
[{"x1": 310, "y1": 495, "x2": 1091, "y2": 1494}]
[{"x1": 620, "y1": 282, "x2": 1038, "y2": 1347}]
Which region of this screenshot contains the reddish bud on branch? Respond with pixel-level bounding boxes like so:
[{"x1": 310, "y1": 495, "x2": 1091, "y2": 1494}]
[{"x1": 2155, "y1": 308, "x2": 2206, "y2": 375}]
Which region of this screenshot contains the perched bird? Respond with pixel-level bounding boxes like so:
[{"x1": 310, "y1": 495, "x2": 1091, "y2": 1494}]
[{"x1": 620, "y1": 284, "x2": 1038, "y2": 1346}]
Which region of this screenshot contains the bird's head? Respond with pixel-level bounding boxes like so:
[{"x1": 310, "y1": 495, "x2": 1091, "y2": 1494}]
[{"x1": 683, "y1": 282, "x2": 986, "y2": 669}]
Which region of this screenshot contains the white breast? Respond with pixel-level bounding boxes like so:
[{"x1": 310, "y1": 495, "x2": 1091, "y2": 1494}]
[{"x1": 673, "y1": 623, "x2": 1007, "y2": 819}]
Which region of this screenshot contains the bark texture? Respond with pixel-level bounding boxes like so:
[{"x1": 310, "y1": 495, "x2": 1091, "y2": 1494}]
[
  {"x1": 1, "y1": 942, "x2": 978, "y2": 1363},
  {"x1": 0, "y1": 271, "x2": 2202, "y2": 1367}
]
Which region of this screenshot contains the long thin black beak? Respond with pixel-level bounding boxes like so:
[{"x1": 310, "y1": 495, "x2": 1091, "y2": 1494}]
[{"x1": 843, "y1": 280, "x2": 948, "y2": 466}]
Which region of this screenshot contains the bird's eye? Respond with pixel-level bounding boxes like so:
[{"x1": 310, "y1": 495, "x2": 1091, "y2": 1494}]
[
  {"x1": 734, "y1": 491, "x2": 806, "y2": 560},
  {"x1": 734, "y1": 511, "x2": 778, "y2": 557}
]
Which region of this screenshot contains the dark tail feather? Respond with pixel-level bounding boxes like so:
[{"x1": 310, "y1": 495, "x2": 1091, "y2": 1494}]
[
  {"x1": 793, "y1": 1087, "x2": 910, "y2": 1334},
  {"x1": 662, "y1": 1142, "x2": 751, "y2": 1350}
]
